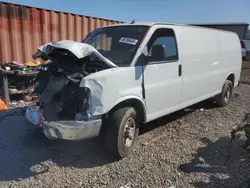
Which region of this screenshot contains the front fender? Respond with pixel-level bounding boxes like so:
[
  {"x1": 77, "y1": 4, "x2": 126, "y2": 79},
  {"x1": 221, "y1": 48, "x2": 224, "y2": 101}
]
[
  {"x1": 80, "y1": 67, "x2": 144, "y2": 118},
  {"x1": 107, "y1": 95, "x2": 146, "y2": 113},
  {"x1": 106, "y1": 95, "x2": 147, "y2": 122}
]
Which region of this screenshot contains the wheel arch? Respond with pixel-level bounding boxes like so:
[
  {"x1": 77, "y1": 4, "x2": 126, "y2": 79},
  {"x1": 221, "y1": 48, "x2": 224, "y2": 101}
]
[
  {"x1": 106, "y1": 96, "x2": 147, "y2": 124},
  {"x1": 226, "y1": 73, "x2": 235, "y2": 86}
]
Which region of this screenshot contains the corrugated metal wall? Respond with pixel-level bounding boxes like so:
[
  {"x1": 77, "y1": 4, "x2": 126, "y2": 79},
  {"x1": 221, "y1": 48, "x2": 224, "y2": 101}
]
[{"x1": 0, "y1": 2, "x2": 122, "y2": 64}]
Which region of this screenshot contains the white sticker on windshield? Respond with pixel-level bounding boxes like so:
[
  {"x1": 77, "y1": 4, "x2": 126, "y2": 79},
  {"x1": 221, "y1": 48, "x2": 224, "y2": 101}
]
[{"x1": 119, "y1": 37, "x2": 138, "y2": 45}]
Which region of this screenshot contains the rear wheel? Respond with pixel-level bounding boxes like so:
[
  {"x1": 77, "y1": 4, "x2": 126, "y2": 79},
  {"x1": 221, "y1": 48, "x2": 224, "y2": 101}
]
[
  {"x1": 104, "y1": 107, "x2": 139, "y2": 158},
  {"x1": 215, "y1": 80, "x2": 233, "y2": 107}
]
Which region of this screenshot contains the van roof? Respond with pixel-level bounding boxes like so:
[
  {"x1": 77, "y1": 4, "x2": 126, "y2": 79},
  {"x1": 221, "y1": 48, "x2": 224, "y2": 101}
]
[{"x1": 104, "y1": 22, "x2": 239, "y2": 34}]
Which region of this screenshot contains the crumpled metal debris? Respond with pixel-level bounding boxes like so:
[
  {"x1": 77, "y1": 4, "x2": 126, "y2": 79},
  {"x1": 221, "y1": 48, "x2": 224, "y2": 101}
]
[{"x1": 231, "y1": 113, "x2": 250, "y2": 149}]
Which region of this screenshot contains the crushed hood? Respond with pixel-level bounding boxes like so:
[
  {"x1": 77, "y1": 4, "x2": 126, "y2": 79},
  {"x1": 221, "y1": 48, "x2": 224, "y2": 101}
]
[{"x1": 33, "y1": 40, "x2": 117, "y2": 67}]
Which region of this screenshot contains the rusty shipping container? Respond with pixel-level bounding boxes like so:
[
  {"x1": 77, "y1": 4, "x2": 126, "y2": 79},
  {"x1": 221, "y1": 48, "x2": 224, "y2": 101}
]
[{"x1": 0, "y1": 2, "x2": 122, "y2": 64}]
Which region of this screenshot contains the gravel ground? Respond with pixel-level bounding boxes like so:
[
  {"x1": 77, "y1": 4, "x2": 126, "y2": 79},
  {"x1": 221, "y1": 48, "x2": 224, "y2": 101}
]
[
  {"x1": 0, "y1": 69, "x2": 250, "y2": 188},
  {"x1": 242, "y1": 61, "x2": 250, "y2": 69}
]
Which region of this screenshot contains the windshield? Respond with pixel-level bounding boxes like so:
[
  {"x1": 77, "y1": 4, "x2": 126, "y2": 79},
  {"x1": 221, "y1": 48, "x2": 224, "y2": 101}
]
[{"x1": 82, "y1": 26, "x2": 149, "y2": 66}]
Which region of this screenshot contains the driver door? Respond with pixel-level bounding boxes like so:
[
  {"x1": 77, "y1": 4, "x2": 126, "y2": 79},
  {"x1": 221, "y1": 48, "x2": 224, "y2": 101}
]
[{"x1": 142, "y1": 28, "x2": 182, "y2": 121}]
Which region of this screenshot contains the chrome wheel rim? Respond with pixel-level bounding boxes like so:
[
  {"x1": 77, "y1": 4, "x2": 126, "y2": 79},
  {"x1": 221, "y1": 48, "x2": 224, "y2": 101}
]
[{"x1": 123, "y1": 118, "x2": 136, "y2": 148}]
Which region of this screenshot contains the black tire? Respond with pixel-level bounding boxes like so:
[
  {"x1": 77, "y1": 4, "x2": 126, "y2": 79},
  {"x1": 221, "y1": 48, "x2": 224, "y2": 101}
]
[
  {"x1": 104, "y1": 107, "x2": 139, "y2": 158},
  {"x1": 215, "y1": 80, "x2": 233, "y2": 107}
]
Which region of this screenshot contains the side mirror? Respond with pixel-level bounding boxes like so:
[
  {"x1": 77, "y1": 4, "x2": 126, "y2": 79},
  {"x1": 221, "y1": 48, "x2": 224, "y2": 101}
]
[
  {"x1": 136, "y1": 54, "x2": 149, "y2": 66},
  {"x1": 151, "y1": 44, "x2": 165, "y2": 62}
]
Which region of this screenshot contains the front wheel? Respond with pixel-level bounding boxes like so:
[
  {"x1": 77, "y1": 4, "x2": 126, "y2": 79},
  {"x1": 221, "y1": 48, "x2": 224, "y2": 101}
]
[
  {"x1": 215, "y1": 80, "x2": 233, "y2": 107},
  {"x1": 104, "y1": 107, "x2": 139, "y2": 158}
]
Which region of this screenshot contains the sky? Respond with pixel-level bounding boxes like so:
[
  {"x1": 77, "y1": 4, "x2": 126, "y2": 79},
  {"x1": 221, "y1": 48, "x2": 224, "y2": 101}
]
[{"x1": 3, "y1": 0, "x2": 250, "y2": 25}]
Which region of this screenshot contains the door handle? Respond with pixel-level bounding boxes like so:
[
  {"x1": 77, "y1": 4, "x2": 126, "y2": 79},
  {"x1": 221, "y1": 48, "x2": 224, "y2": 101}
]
[{"x1": 178, "y1": 64, "x2": 182, "y2": 77}]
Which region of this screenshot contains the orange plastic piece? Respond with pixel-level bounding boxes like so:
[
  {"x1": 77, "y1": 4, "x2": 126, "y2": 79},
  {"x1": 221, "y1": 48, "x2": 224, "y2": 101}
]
[
  {"x1": 25, "y1": 60, "x2": 41, "y2": 67},
  {"x1": 0, "y1": 98, "x2": 8, "y2": 111}
]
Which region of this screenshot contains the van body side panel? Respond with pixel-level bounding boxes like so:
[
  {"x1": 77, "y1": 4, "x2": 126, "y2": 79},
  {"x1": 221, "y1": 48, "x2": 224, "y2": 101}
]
[
  {"x1": 216, "y1": 32, "x2": 242, "y2": 88},
  {"x1": 133, "y1": 24, "x2": 241, "y2": 123},
  {"x1": 178, "y1": 27, "x2": 220, "y2": 108},
  {"x1": 179, "y1": 26, "x2": 241, "y2": 109}
]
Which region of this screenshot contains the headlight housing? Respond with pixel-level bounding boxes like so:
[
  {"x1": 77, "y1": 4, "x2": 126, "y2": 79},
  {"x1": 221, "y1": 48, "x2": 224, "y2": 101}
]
[
  {"x1": 83, "y1": 87, "x2": 92, "y2": 120},
  {"x1": 75, "y1": 87, "x2": 92, "y2": 121}
]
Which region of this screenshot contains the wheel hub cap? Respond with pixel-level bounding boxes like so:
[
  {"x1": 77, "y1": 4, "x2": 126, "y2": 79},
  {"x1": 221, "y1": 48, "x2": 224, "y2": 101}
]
[
  {"x1": 123, "y1": 118, "x2": 136, "y2": 148},
  {"x1": 224, "y1": 86, "x2": 230, "y2": 102}
]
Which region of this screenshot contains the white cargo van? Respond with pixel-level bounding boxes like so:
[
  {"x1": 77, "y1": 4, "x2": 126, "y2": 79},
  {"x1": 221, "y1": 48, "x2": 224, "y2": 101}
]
[{"x1": 27, "y1": 22, "x2": 242, "y2": 158}]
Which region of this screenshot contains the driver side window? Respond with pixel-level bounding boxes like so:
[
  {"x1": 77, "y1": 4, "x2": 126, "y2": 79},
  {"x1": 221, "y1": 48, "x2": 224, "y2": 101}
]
[{"x1": 148, "y1": 28, "x2": 178, "y2": 63}]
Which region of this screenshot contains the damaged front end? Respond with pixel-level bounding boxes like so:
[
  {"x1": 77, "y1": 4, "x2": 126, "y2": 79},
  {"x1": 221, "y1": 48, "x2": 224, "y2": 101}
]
[{"x1": 26, "y1": 40, "x2": 116, "y2": 140}]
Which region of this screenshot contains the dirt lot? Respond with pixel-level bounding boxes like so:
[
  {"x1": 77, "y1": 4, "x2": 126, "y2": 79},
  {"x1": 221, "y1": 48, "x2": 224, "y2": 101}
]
[{"x1": 0, "y1": 68, "x2": 250, "y2": 188}]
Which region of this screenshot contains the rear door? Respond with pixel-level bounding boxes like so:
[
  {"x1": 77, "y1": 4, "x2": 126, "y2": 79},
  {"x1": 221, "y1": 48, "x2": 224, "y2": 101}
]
[{"x1": 142, "y1": 28, "x2": 182, "y2": 121}]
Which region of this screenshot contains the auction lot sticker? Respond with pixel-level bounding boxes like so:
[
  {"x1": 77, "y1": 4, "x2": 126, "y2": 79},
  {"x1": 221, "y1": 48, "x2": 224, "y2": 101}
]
[{"x1": 119, "y1": 37, "x2": 138, "y2": 45}]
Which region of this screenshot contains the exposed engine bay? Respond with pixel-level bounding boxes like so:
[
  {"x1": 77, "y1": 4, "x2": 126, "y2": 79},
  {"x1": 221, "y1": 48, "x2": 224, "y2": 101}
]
[{"x1": 33, "y1": 49, "x2": 111, "y2": 122}]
